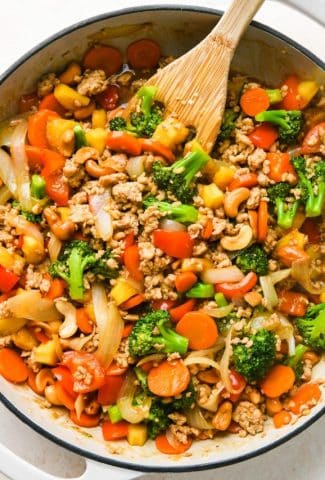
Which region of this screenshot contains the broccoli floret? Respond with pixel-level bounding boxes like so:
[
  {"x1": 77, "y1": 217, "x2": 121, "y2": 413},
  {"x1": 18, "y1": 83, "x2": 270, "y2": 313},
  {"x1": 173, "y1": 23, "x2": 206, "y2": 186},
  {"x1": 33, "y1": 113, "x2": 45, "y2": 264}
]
[
  {"x1": 217, "y1": 312, "x2": 237, "y2": 335},
  {"x1": 236, "y1": 244, "x2": 268, "y2": 275},
  {"x1": 109, "y1": 86, "x2": 163, "y2": 137},
  {"x1": 147, "y1": 402, "x2": 171, "y2": 439},
  {"x1": 232, "y1": 329, "x2": 276, "y2": 382},
  {"x1": 286, "y1": 344, "x2": 308, "y2": 379},
  {"x1": 129, "y1": 310, "x2": 189, "y2": 357},
  {"x1": 291, "y1": 156, "x2": 325, "y2": 218},
  {"x1": 134, "y1": 366, "x2": 148, "y2": 392},
  {"x1": 296, "y1": 303, "x2": 325, "y2": 351},
  {"x1": 169, "y1": 382, "x2": 196, "y2": 411},
  {"x1": 267, "y1": 182, "x2": 300, "y2": 229},
  {"x1": 49, "y1": 240, "x2": 118, "y2": 300},
  {"x1": 152, "y1": 146, "x2": 210, "y2": 203},
  {"x1": 143, "y1": 195, "x2": 198, "y2": 224},
  {"x1": 255, "y1": 109, "x2": 302, "y2": 144},
  {"x1": 218, "y1": 109, "x2": 239, "y2": 141},
  {"x1": 12, "y1": 201, "x2": 42, "y2": 223}
]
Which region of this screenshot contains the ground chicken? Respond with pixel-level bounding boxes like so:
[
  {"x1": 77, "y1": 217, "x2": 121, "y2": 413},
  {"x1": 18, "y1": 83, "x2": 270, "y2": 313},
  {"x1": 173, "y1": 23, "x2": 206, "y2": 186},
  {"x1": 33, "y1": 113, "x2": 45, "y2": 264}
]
[
  {"x1": 77, "y1": 69, "x2": 107, "y2": 96},
  {"x1": 113, "y1": 338, "x2": 135, "y2": 368},
  {"x1": 112, "y1": 182, "x2": 143, "y2": 204},
  {"x1": 247, "y1": 148, "x2": 266, "y2": 170},
  {"x1": 233, "y1": 401, "x2": 265, "y2": 435},
  {"x1": 169, "y1": 425, "x2": 200, "y2": 444},
  {"x1": 37, "y1": 73, "x2": 59, "y2": 97}
]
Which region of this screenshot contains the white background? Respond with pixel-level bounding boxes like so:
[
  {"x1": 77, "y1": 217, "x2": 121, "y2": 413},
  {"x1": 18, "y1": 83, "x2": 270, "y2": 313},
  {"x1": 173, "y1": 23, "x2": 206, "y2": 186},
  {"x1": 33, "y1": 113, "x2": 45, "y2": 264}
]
[{"x1": 0, "y1": 1, "x2": 324, "y2": 479}]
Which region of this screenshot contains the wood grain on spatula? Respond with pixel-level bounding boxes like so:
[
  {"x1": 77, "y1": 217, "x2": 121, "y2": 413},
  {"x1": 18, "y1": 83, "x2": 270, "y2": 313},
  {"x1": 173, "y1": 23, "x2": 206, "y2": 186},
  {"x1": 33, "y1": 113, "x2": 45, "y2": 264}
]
[{"x1": 127, "y1": 0, "x2": 264, "y2": 153}]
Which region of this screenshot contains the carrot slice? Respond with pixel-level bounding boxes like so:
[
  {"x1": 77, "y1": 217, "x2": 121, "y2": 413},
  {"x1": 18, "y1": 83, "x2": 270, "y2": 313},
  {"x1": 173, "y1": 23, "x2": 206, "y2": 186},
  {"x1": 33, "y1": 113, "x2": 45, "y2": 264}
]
[
  {"x1": 257, "y1": 200, "x2": 268, "y2": 242},
  {"x1": 106, "y1": 131, "x2": 142, "y2": 156},
  {"x1": 124, "y1": 244, "x2": 143, "y2": 282},
  {"x1": 0, "y1": 348, "x2": 29, "y2": 383},
  {"x1": 76, "y1": 307, "x2": 93, "y2": 334},
  {"x1": 175, "y1": 272, "x2": 198, "y2": 293},
  {"x1": 273, "y1": 410, "x2": 292, "y2": 428},
  {"x1": 102, "y1": 420, "x2": 129, "y2": 440},
  {"x1": 148, "y1": 359, "x2": 190, "y2": 397},
  {"x1": 140, "y1": 139, "x2": 175, "y2": 163},
  {"x1": 70, "y1": 410, "x2": 101, "y2": 428},
  {"x1": 120, "y1": 293, "x2": 145, "y2": 310},
  {"x1": 27, "y1": 109, "x2": 60, "y2": 148},
  {"x1": 289, "y1": 383, "x2": 321, "y2": 414},
  {"x1": 260, "y1": 365, "x2": 295, "y2": 398},
  {"x1": 169, "y1": 299, "x2": 196, "y2": 323},
  {"x1": 45, "y1": 278, "x2": 66, "y2": 300},
  {"x1": 155, "y1": 433, "x2": 192, "y2": 454},
  {"x1": 176, "y1": 311, "x2": 218, "y2": 350},
  {"x1": 228, "y1": 173, "x2": 258, "y2": 191},
  {"x1": 39, "y1": 93, "x2": 67, "y2": 116},
  {"x1": 83, "y1": 46, "x2": 123, "y2": 76},
  {"x1": 127, "y1": 39, "x2": 161, "y2": 69},
  {"x1": 240, "y1": 87, "x2": 270, "y2": 116}
]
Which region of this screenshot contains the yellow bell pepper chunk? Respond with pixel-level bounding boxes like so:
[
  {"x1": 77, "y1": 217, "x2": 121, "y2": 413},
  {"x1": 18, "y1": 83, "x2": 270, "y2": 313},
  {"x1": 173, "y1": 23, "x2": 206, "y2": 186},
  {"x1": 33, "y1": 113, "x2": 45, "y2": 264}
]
[
  {"x1": 59, "y1": 62, "x2": 82, "y2": 85},
  {"x1": 92, "y1": 109, "x2": 107, "y2": 129},
  {"x1": 33, "y1": 338, "x2": 61, "y2": 366},
  {"x1": 127, "y1": 424, "x2": 148, "y2": 446},
  {"x1": 54, "y1": 84, "x2": 90, "y2": 111},
  {"x1": 12, "y1": 327, "x2": 38, "y2": 351},
  {"x1": 57, "y1": 207, "x2": 71, "y2": 222},
  {"x1": 0, "y1": 246, "x2": 25, "y2": 274},
  {"x1": 46, "y1": 118, "x2": 76, "y2": 157},
  {"x1": 22, "y1": 236, "x2": 44, "y2": 265},
  {"x1": 0, "y1": 317, "x2": 27, "y2": 336},
  {"x1": 198, "y1": 183, "x2": 225, "y2": 209},
  {"x1": 275, "y1": 229, "x2": 307, "y2": 251},
  {"x1": 85, "y1": 128, "x2": 107, "y2": 155},
  {"x1": 111, "y1": 279, "x2": 139, "y2": 306},
  {"x1": 213, "y1": 165, "x2": 236, "y2": 190},
  {"x1": 152, "y1": 116, "x2": 189, "y2": 149},
  {"x1": 298, "y1": 81, "x2": 319, "y2": 106}
]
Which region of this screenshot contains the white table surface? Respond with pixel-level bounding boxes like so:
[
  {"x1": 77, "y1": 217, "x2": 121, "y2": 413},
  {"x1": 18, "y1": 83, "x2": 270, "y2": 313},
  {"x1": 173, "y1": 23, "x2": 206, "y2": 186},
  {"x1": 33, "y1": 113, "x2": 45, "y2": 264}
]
[{"x1": 0, "y1": 1, "x2": 324, "y2": 479}]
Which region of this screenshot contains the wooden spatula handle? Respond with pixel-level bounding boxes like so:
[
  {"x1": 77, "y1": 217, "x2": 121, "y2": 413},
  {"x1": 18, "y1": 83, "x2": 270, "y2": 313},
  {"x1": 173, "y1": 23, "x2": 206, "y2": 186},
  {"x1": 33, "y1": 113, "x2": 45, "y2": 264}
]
[{"x1": 209, "y1": 0, "x2": 264, "y2": 48}]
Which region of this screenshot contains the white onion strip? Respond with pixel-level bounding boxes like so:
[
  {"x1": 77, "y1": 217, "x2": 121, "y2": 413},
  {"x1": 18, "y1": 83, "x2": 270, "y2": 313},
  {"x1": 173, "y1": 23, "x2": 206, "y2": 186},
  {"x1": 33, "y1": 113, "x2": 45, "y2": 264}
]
[
  {"x1": 117, "y1": 372, "x2": 152, "y2": 423},
  {"x1": 136, "y1": 353, "x2": 166, "y2": 367},
  {"x1": 48, "y1": 233, "x2": 62, "y2": 262},
  {"x1": 201, "y1": 266, "x2": 244, "y2": 285},
  {"x1": 184, "y1": 356, "x2": 221, "y2": 371},
  {"x1": 260, "y1": 275, "x2": 278, "y2": 311},
  {"x1": 219, "y1": 327, "x2": 239, "y2": 395},
  {"x1": 10, "y1": 120, "x2": 31, "y2": 211},
  {"x1": 270, "y1": 269, "x2": 291, "y2": 285},
  {"x1": 203, "y1": 304, "x2": 234, "y2": 319},
  {"x1": 0, "y1": 148, "x2": 18, "y2": 195},
  {"x1": 89, "y1": 190, "x2": 113, "y2": 242}
]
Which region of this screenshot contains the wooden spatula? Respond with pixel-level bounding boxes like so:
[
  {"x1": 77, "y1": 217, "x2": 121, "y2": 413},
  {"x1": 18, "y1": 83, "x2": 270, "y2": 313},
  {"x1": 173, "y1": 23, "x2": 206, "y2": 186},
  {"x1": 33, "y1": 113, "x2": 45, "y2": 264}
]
[{"x1": 129, "y1": 0, "x2": 264, "y2": 153}]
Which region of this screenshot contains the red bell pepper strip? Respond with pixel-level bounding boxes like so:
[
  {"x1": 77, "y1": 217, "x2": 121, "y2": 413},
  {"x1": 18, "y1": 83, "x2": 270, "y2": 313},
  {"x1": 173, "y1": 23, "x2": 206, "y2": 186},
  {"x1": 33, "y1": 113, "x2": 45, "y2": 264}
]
[
  {"x1": 153, "y1": 230, "x2": 194, "y2": 259},
  {"x1": 248, "y1": 123, "x2": 279, "y2": 150},
  {"x1": 106, "y1": 131, "x2": 142, "y2": 156},
  {"x1": 215, "y1": 272, "x2": 258, "y2": 300},
  {"x1": 0, "y1": 265, "x2": 20, "y2": 293}
]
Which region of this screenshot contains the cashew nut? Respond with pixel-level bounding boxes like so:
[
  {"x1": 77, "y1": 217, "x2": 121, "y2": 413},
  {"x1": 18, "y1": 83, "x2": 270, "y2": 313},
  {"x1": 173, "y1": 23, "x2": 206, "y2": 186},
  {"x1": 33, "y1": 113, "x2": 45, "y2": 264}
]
[
  {"x1": 55, "y1": 299, "x2": 78, "y2": 339},
  {"x1": 212, "y1": 401, "x2": 233, "y2": 430},
  {"x1": 44, "y1": 384, "x2": 63, "y2": 406},
  {"x1": 44, "y1": 207, "x2": 75, "y2": 241},
  {"x1": 221, "y1": 224, "x2": 253, "y2": 251},
  {"x1": 60, "y1": 331, "x2": 94, "y2": 351},
  {"x1": 224, "y1": 187, "x2": 250, "y2": 217},
  {"x1": 85, "y1": 159, "x2": 114, "y2": 177},
  {"x1": 73, "y1": 147, "x2": 99, "y2": 165},
  {"x1": 35, "y1": 368, "x2": 55, "y2": 394}
]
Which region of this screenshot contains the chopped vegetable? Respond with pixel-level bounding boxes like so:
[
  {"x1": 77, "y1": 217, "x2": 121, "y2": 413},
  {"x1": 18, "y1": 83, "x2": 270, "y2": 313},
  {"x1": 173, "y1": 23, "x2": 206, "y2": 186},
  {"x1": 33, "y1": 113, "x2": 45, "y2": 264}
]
[
  {"x1": 286, "y1": 344, "x2": 308, "y2": 379},
  {"x1": 248, "y1": 123, "x2": 278, "y2": 150},
  {"x1": 83, "y1": 45, "x2": 122, "y2": 76},
  {"x1": 143, "y1": 195, "x2": 198, "y2": 224},
  {"x1": 176, "y1": 311, "x2": 218, "y2": 350},
  {"x1": 127, "y1": 39, "x2": 161, "y2": 69},
  {"x1": 215, "y1": 272, "x2": 258, "y2": 300},
  {"x1": 148, "y1": 359, "x2": 190, "y2": 397},
  {"x1": 260, "y1": 364, "x2": 295, "y2": 398},
  {"x1": 240, "y1": 87, "x2": 270, "y2": 116},
  {"x1": 73, "y1": 125, "x2": 87, "y2": 150},
  {"x1": 267, "y1": 182, "x2": 299, "y2": 229},
  {"x1": 30, "y1": 174, "x2": 46, "y2": 199},
  {"x1": 153, "y1": 230, "x2": 193, "y2": 259},
  {"x1": 255, "y1": 110, "x2": 302, "y2": 144},
  {"x1": 267, "y1": 152, "x2": 297, "y2": 183},
  {"x1": 62, "y1": 351, "x2": 105, "y2": 394},
  {"x1": 235, "y1": 244, "x2": 268, "y2": 276},
  {"x1": 217, "y1": 109, "x2": 239, "y2": 140},
  {"x1": 295, "y1": 303, "x2": 325, "y2": 351},
  {"x1": 291, "y1": 156, "x2": 325, "y2": 217},
  {"x1": 186, "y1": 282, "x2": 215, "y2": 299}
]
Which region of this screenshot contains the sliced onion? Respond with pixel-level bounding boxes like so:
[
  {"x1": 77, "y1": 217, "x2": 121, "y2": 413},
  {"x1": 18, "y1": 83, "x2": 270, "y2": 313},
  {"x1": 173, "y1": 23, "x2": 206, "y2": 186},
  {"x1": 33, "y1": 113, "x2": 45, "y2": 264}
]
[
  {"x1": 184, "y1": 356, "x2": 221, "y2": 371},
  {"x1": 92, "y1": 283, "x2": 123, "y2": 367},
  {"x1": 186, "y1": 342, "x2": 225, "y2": 359},
  {"x1": 220, "y1": 326, "x2": 238, "y2": 395},
  {"x1": 0, "y1": 148, "x2": 17, "y2": 195},
  {"x1": 186, "y1": 406, "x2": 213, "y2": 430},
  {"x1": 0, "y1": 186, "x2": 12, "y2": 205},
  {"x1": 260, "y1": 275, "x2": 278, "y2": 311},
  {"x1": 6, "y1": 291, "x2": 62, "y2": 322},
  {"x1": 136, "y1": 353, "x2": 166, "y2": 367},
  {"x1": 48, "y1": 233, "x2": 62, "y2": 262},
  {"x1": 126, "y1": 156, "x2": 144, "y2": 179},
  {"x1": 74, "y1": 394, "x2": 86, "y2": 420},
  {"x1": 270, "y1": 269, "x2": 291, "y2": 285},
  {"x1": 160, "y1": 218, "x2": 186, "y2": 232},
  {"x1": 117, "y1": 371, "x2": 152, "y2": 423},
  {"x1": 60, "y1": 332, "x2": 94, "y2": 351},
  {"x1": 0, "y1": 114, "x2": 30, "y2": 147},
  {"x1": 292, "y1": 258, "x2": 323, "y2": 294},
  {"x1": 203, "y1": 304, "x2": 234, "y2": 319},
  {"x1": 8, "y1": 212, "x2": 44, "y2": 247},
  {"x1": 89, "y1": 190, "x2": 113, "y2": 242},
  {"x1": 10, "y1": 120, "x2": 31, "y2": 211},
  {"x1": 201, "y1": 266, "x2": 244, "y2": 285}
]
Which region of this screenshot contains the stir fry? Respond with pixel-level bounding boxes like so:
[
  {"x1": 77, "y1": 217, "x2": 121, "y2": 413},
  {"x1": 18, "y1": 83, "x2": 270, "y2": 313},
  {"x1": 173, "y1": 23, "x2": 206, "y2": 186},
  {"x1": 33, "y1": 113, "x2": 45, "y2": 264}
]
[{"x1": 0, "y1": 38, "x2": 324, "y2": 455}]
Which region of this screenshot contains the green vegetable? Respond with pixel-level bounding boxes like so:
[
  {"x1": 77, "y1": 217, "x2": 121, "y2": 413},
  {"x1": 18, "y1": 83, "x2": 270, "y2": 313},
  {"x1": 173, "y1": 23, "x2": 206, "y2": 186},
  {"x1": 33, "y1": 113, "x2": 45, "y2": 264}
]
[
  {"x1": 49, "y1": 240, "x2": 118, "y2": 300},
  {"x1": 12, "y1": 200, "x2": 42, "y2": 223},
  {"x1": 74, "y1": 125, "x2": 88, "y2": 150},
  {"x1": 235, "y1": 244, "x2": 269, "y2": 275},
  {"x1": 286, "y1": 344, "x2": 308, "y2": 380},
  {"x1": 296, "y1": 303, "x2": 325, "y2": 351},
  {"x1": 134, "y1": 366, "x2": 148, "y2": 392},
  {"x1": 152, "y1": 146, "x2": 210, "y2": 203},
  {"x1": 291, "y1": 156, "x2": 325, "y2": 218},
  {"x1": 217, "y1": 312, "x2": 236, "y2": 335},
  {"x1": 147, "y1": 402, "x2": 171, "y2": 439},
  {"x1": 232, "y1": 329, "x2": 276, "y2": 382},
  {"x1": 128, "y1": 310, "x2": 189, "y2": 357},
  {"x1": 218, "y1": 109, "x2": 239, "y2": 141},
  {"x1": 215, "y1": 292, "x2": 228, "y2": 307},
  {"x1": 267, "y1": 182, "x2": 300, "y2": 229},
  {"x1": 266, "y1": 88, "x2": 282, "y2": 104},
  {"x1": 186, "y1": 282, "x2": 215, "y2": 299},
  {"x1": 143, "y1": 195, "x2": 198, "y2": 224},
  {"x1": 255, "y1": 109, "x2": 302, "y2": 144},
  {"x1": 109, "y1": 86, "x2": 163, "y2": 138},
  {"x1": 107, "y1": 405, "x2": 123, "y2": 424},
  {"x1": 169, "y1": 382, "x2": 196, "y2": 411},
  {"x1": 31, "y1": 174, "x2": 46, "y2": 199}
]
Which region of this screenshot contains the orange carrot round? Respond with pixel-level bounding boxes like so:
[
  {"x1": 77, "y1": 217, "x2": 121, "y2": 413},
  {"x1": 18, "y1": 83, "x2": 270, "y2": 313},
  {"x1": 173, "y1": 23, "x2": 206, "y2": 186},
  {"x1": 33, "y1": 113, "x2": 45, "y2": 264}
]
[
  {"x1": 0, "y1": 348, "x2": 29, "y2": 383},
  {"x1": 76, "y1": 307, "x2": 93, "y2": 334},
  {"x1": 127, "y1": 39, "x2": 161, "y2": 69},
  {"x1": 27, "y1": 109, "x2": 60, "y2": 148},
  {"x1": 273, "y1": 410, "x2": 292, "y2": 428},
  {"x1": 70, "y1": 410, "x2": 101, "y2": 428},
  {"x1": 257, "y1": 200, "x2": 268, "y2": 242},
  {"x1": 155, "y1": 433, "x2": 192, "y2": 454},
  {"x1": 240, "y1": 87, "x2": 270, "y2": 116},
  {"x1": 260, "y1": 365, "x2": 295, "y2": 398},
  {"x1": 83, "y1": 45, "x2": 122, "y2": 76},
  {"x1": 176, "y1": 311, "x2": 218, "y2": 350},
  {"x1": 175, "y1": 272, "x2": 198, "y2": 293},
  {"x1": 148, "y1": 359, "x2": 190, "y2": 397},
  {"x1": 289, "y1": 383, "x2": 321, "y2": 415}
]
